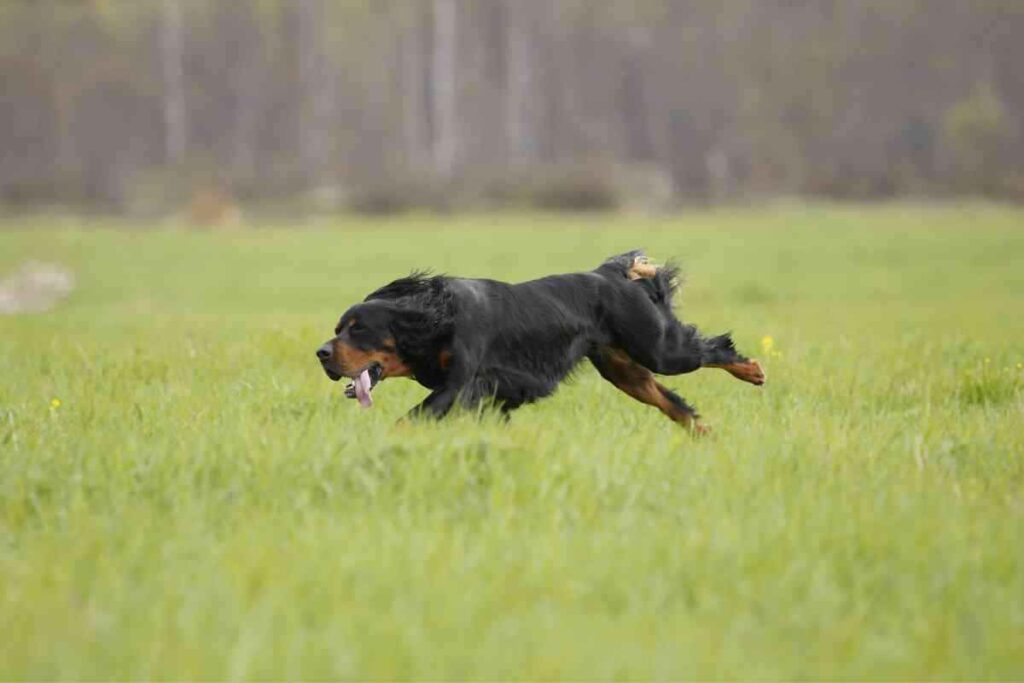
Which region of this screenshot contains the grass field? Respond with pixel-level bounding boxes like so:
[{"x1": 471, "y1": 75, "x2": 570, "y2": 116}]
[{"x1": 1, "y1": 204, "x2": 1023, "y2": 679}]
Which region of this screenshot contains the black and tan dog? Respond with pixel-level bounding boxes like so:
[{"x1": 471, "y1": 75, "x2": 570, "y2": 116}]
[{"x1": 316, "y1": 251, "x2": 764, "y2": 433}]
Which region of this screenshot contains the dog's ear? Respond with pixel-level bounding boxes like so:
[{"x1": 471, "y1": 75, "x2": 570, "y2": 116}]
[
  {"x1": 387, "y1": 305, "x2": 431, "y2": 340},
  {"x1": 385, "y1": 304, "x2": 450, "y2": 361}
]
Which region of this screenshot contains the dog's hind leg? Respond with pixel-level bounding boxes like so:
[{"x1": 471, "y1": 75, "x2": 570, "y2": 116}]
[
  {"x1": 607, "y1": 285, "x2": 764, "y2": 386},
  {"x1": 609, "y1": 308, "x2": 704, "y2": 376},
  {"x1": 599, "y1": 250, "x2": 663, "y2": 281},
  {"x1": 590, "y1": 347, "x2": 709, "y2": 435},
  {"x1": 700, "y1": 333, "x2": 766, "y2": 386},
  {"x1": 627, "y1": 253, "x2": 660, "y2": 280}
]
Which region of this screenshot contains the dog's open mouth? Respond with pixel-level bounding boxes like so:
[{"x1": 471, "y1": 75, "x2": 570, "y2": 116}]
[{"x1": 343, "y1": 363, "x2": 383, "y2": 408}]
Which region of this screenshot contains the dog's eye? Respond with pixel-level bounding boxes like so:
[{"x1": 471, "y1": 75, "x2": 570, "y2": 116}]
[{"x1": 349, "y1": 321, "x2": 366, "y2": 333}]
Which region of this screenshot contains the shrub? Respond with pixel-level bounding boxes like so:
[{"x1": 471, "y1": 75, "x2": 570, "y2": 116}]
[{"x1": 941, "y1": 82, "x2": 1014, "y2": 192}]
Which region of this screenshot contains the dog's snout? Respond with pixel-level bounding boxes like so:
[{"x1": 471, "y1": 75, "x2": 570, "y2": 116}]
[{"x1": 316, "y1": 344, "x2": 332, "y2": 361}]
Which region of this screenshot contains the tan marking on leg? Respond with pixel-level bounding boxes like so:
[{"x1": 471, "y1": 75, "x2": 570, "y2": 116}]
[
  {"x1": 707, "y1": 359, "x2": 766, "y2": 386},
  {"x1": 597, "y1": 348, "x2": 708, "y2": 434}
]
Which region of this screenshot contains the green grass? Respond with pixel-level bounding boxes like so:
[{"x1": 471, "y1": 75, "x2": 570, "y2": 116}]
[{"x1": 1, "y1": 204, "x2": 1023, "y2": 679}]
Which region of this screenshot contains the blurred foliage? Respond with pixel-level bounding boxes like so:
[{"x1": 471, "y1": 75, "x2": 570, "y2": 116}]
[
  {"x1": 942, "y1": 82, "x2": 1015, "y2": 192},
  {"x1": 0, "y1": 0, "x2": 1022, "y2": 213}
]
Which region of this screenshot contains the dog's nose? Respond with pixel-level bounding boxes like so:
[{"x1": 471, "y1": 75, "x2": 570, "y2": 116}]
[{"x1": 316, "y1": 344, "x2": 332, "y2": 361}]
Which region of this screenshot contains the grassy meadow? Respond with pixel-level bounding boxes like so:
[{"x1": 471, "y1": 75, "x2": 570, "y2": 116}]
[{"x1": 1, "y1": 204, "x2": 1023, "y2": 679}]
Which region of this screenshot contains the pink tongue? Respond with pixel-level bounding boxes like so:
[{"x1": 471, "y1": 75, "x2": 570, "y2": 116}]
[{"x1": 354, "y1": 369, "x2": 373, "y2": 408}]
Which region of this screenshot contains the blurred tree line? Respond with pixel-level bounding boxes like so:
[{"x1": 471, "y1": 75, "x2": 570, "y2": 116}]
[{"x1": 1, "y1": 0, "x2": 1022, "y2": 215}]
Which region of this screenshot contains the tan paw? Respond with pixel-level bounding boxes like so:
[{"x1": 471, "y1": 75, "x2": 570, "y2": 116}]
[
  {"x1": 726, "y1": 360, "x2": 766, "y2": 386},
  {"x1": 691, "y1": 421, "x2": 712, "y2": 437},
  {"x1": 627, "y1": 254, "x2": 660, "y2": 280}
]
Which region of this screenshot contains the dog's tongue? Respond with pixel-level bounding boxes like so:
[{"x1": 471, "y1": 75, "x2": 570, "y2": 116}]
[{"x1": 354, "y1": 369, "x2": 373, "y2": 408}]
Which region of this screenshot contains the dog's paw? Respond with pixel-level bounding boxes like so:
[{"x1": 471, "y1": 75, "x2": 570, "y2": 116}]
[
  {"x1": 709, "y1": 359, "x2": 766, "y2": 385},
  {"x1": 727, "y1": 360, "x2": 766, "y2": 386},
  {"x1": 628, "y1": 254, "x2": 659, "y2": 280},
  {"x1": 691, "y1": 421, "x2": 712, "y2": 437}
]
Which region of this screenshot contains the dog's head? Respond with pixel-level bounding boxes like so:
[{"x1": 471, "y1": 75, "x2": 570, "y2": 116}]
[
  {"x1": 316, "y1": 301, "x2": 414, "y2": 386},
  {"x1": 317, "y1": 275, "x2": 454, "y2": 405}
]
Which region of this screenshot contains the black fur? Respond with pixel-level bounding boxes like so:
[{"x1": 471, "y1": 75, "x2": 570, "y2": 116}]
[{"x1": 317, "y1": 250, "x2": 761, "y2": 426}]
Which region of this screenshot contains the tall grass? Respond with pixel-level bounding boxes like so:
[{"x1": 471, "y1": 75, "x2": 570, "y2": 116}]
[{"x1": 1, "y1": 204, "x2": 1023, "y2": 679}]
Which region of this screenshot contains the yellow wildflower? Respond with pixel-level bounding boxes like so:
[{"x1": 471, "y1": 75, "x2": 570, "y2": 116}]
[
  {"x1": 761, "y1": 335, "x2": 774, "y2": 355},
  {"x1": 50, "y1": 398, "x2": 61, "y2": 409}
]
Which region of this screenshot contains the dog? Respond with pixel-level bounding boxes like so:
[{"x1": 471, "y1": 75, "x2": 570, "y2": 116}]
[{"x1": 316, "y1": 250, "x2": 764, "y2": 433}]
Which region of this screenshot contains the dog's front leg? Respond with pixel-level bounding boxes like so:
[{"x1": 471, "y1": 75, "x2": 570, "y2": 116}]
[
  {"x1": 403, "y1": 351, "x2": 482, "y2": 421},
  {"x1": 404, "y1": 385, "x2": 462, "y2": 420}
]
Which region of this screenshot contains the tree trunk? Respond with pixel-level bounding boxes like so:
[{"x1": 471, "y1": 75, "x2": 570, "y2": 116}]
[
  {"x1": 432, "y1": 0, "x2": 457, "y2": 179},
  {"x1": 159, "y1": 0, "x2": 186, "y2": 165},
  {"x1": 296, "y1": 0, "x2": 332, "y2": 186},
  {"x1": 504, "y1": 0, "x2": 534, "y2": 165},
  {"x1": 400, "y1": 5, "x2": 426, "y2": 170},
  {"x1": 229, "y1": 7, "x2": 261, "y2": 183}
]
